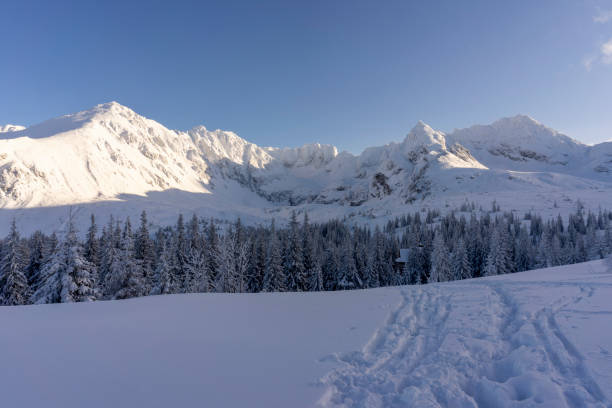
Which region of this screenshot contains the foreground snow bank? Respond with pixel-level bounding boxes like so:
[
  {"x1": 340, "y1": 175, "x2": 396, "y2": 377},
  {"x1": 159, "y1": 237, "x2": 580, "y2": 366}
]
[
  {"x1": 0, "y1": 287, "x2": 401, "y2": 407},
  {"x1": 1, "y1": 260, "x2": 611, "y2": 407},
  {"x1": 321, "y1": 259, "x2": 612, "y2": 407}
]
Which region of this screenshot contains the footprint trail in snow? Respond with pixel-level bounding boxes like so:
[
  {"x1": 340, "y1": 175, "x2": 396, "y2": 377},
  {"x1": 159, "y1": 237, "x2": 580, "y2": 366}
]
[{"x1": 320, "y1": 261, "x2": 612, "y2": 408}]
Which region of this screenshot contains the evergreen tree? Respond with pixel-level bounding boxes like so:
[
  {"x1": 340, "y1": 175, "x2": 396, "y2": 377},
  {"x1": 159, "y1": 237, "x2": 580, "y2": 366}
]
[
  {"x1": 262, "y1": 221, "x2": 285, "y2": 292},
  {"x1": 246, "y1": 232, "x2": 266, "y2": 293},
  {"x1": 216, "y1": 229, "x2": 237, "y2": 293},
  {"x1": 135, "y1": 211, "x2": 155, "y2": 294},
  {"x1": 285, "y1": 211, "x2": 305, "y2": 291},
  {"x1": 205, "y1": 219, "x2": 221, "y2": 291},
  {"x1": 429, "y1": 231, "x2": 451, "y2": 283},
  {"x1": 33, "y1": 218, "x2": 96, "y2": 303},
  {"x1": 452, "y1": 238, "x2": 471, "y2": 280},
  {"x1": 336, "y1": 238, "x2": 362, "y2": 290},
  {"x1": 0, "y1": 219, "x2": 28, "y2": 305},
  {"x1": 85, "y1": 214, "x2": 100, "y2": 267},
  {"x1": 112, "y1": 220, "x2": 145, "y2": 300},
  {"x1": 26, "y1": 230, "x2": 45, "y2": 289},
  {"x1": 302, "y1": 213, "x2": 318, "y2": 291},
  {"x1": 322, "y1": 244, "x2": 340, "y2": 291},
  {"x1": 152, "y1": 234, "x2": 173, "y2": 295}
]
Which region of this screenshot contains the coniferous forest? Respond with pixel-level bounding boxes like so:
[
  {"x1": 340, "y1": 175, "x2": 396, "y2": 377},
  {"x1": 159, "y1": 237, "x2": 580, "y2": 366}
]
[{"x1": 1, "y1": 202, "x2": 611, "y2": 306}]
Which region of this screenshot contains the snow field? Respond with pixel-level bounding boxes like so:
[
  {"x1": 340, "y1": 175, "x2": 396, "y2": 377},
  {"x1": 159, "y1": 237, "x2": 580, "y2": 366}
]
[
  {"x1": 320, "y1": 260, "x2": 612, "y2": 407},
  {"x1": 0, "y1": 287, "x2": 401, "y2": 407},
  {"x1": 0, "y1": 259, "x2": 611, "y2": 407}
]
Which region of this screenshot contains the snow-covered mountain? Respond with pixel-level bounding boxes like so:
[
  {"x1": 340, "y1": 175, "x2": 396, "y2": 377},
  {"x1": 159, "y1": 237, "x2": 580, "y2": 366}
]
[
  {"x1": 1, "y1": 102, "x2": 611, "y2": 234},
  {"x1": 0, "y1": 124, "x2": 25, "y2": 133}
]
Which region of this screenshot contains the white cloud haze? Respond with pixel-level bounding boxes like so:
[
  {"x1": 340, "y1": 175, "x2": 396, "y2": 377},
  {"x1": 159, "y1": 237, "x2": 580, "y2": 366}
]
[
  {"x1": 584, "y1": 6, "x2": 612, "y2": 70},
  {"x1": 602, "y1": 38, "x2": 612, "y2": 64},
  {"x1": 594, "y1": 8, "x2": 612, "y2": 23}
]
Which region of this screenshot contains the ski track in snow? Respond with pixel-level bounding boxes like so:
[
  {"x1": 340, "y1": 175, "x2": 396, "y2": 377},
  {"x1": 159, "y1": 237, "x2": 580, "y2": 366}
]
[{"x1": 320, "y1": 275, "x2": 612, "y2": 407}]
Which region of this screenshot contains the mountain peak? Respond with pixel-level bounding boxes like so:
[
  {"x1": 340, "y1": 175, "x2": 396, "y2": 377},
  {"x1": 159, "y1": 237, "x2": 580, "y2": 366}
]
[
  {"x1": 403, "y1": 121, "x2": 446, "y2": 150},
  {"x1": 410, "y1": 120, "x2": 434, "y2": 132},
  {"x1": 87, "y1": 101, "x2": 139, "y2": 119},
  {"x1": 491, "y1": 114, "x2": 543, "y2": 129}
]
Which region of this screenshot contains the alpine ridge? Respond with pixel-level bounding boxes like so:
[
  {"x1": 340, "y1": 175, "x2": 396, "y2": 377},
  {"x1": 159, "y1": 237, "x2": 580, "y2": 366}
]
[{"x1": 1, "y1": 102, "x2": 611, "y2": 234}]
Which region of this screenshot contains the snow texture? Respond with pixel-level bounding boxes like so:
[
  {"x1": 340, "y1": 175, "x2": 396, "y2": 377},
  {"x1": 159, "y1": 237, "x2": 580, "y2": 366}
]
[
  {"x1": 0, "y1": 124, "x2": 25, "y2": 133},
  {"x1": 1, "y1": 103, "x2": 612, "y2": 235},
  {"x1": 0, "y1": 260, "x2": 611, "y2": 407},
  {"x1": 320, "y1": 259, "x2": 612, "y2": 408}
]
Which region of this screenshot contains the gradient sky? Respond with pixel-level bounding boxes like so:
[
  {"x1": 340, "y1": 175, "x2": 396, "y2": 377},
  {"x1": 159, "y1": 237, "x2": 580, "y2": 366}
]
[{"x1": 1, "y1": 0, "x2": 611, "y2": 153}]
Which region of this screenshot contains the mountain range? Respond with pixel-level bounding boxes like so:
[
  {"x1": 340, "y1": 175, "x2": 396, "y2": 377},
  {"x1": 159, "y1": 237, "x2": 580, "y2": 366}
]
[{"x1": 1, "y1": 102, "x2": 611, "y2": 234}]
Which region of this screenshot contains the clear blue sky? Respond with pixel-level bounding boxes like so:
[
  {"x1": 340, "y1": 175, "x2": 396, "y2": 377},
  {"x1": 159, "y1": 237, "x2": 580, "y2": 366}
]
[{"x1": 1, "y1": 0, "x2": 611, "y2": 153}]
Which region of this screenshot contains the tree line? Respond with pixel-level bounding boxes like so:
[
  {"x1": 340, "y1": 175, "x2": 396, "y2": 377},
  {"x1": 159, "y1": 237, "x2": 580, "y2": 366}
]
[{"x1": 0, "y1": 203, "x2": 611, "y2": 305}]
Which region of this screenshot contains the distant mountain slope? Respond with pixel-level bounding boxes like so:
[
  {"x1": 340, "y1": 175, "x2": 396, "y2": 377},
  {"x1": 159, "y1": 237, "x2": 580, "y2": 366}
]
[
  {"x1": 0, "y1": 124, "x2": 25, "y2": 133},
  {"x1": 1, "y1": 102, "x2": 611, "y2": 234}
]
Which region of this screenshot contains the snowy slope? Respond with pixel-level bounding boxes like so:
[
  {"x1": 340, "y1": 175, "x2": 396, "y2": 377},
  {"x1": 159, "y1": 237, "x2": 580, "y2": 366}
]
[
  {"x1": 1, "y1": 259, "x2": 611, "y2": 407},
  {"x1": 1, "y1": 102, "x2": 612, "y2": 234},
  {"x1": 0, "y1": 124, "x2": 25, "y2": 133},
  {"x1": 322, "y1": 259, "x2": 612, "y2": 407}
]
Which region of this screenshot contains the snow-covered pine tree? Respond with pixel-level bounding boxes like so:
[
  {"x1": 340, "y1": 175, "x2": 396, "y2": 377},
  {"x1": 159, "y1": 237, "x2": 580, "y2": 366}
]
[
  {"x1": 85, "y1": 214, "x2": 100, "y2": 267},
  {"x1": 538, "y1": 227, "x2": 553, "y2": 268},
  {"x1": 284, "y1": 211, "x2": 305, "y2": 291},
  {"x1": 150, "y1": 230, "x2": 174, "y2": 296},
  {"x1": 452, "y1": 238, "x2": 471, "y2": 280},
  {"x1": 354, "y1": 236, "x2": 369, "y2": 286},
  {"x1": 429, "y1": 230, "x2": 451, "y2": 283},
  {"x1": 302, "y1": 213, "x2": 318, "y2": 291},
  {"x1": 63, "y1": 218, "x2": 98, "y2": 302},
  {"x1": 336, "y1": 236, "x2": 362, "y2": 290},
  {"x1": 262, "y1": 221, "x2": 286, "y2": 292},
  {"x1": 372, "y1": 226, "x2": 393, "y2": 286},
  {"x1": 308, "y1": 260, "x2": 323, "y2": 292},
  {"x1": 485, "y1": 222, "x2": 513, "y2": 276},
  {"x1": 135, "y1": 211, "x2": 155, "y2": 294},
  {"x1": 216, "y1": 227, "x2": 237, "y2": 293},
  {"x1": 101, "y1": 220, "x2": 125, "y2": 299},
  {"x1": 112, "y1": 219, "x2": 145, "y2": 300},
  {"x1": 363, "y1": 246, "x2": 380, "y2": 288},
  {"x1": 185, "y1": 245, "x2": 208, "y2": 293},
  {"x1": 174, "y1": 214, "x2": 187, "y2": 292},
  {"x1": 26, "y1": 230, "x2": 45, "y2": 289},
  {"x1": 246, "y1": 231, "x2": 266, "y2": 293},
  {"x1": 32, "y1": 216, "x2": 97, "y2": 303},
  {"x1": 182, "y1": 214, "x2": 205, "y2": 292},
  {"x1": 321, "y1": 242, "x2": 340, "y2": 291},
  {"x1": 0, "y1": 219, "x2": 28, "y2": 305},
  {"x1": 514, "y1": 226, "x2": 533, "y2": 272},
  {"x1": 205, "y1": 219, "x2": 221, "y2": 292}
]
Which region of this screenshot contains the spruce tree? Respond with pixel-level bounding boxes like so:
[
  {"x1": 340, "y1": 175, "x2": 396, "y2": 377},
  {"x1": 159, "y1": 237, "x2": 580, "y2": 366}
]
[
  {"x1": 205, "y1": 219, "x2": 221, "y2": 291},
  {"x1": 152, "y1": 236, "x2": 173, "y2": 296},
  {"x1": 112, "y1": 220, "x2": 145, "y2": 300},
  {"x1": 336, "y1": 238, "x2": 362, "y2": 290},
  {"x1": 33, "y1": 218, "x2": 96, "y2": 303},
  {"x1": 452, "y1": 238, "x2": 471, "y2": 280},
  {"x1": 285, "y1": 211, "x2": 305, "y2": 291},
  {"x1": 0, "y1": 219, "x2": 28, "y2": 305},
  {"x1": 429, "y1": 231, "x2": 451, "y2": 283},
  {"x1": 85, "y1": 214, "x2": 100, "y2": 267},
  {"x1": 262, "y1": 221, "x2": 285, "y2": 292},
  {"x1": 135, "y1": 211, "x2": 155, "y2": 294}
]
